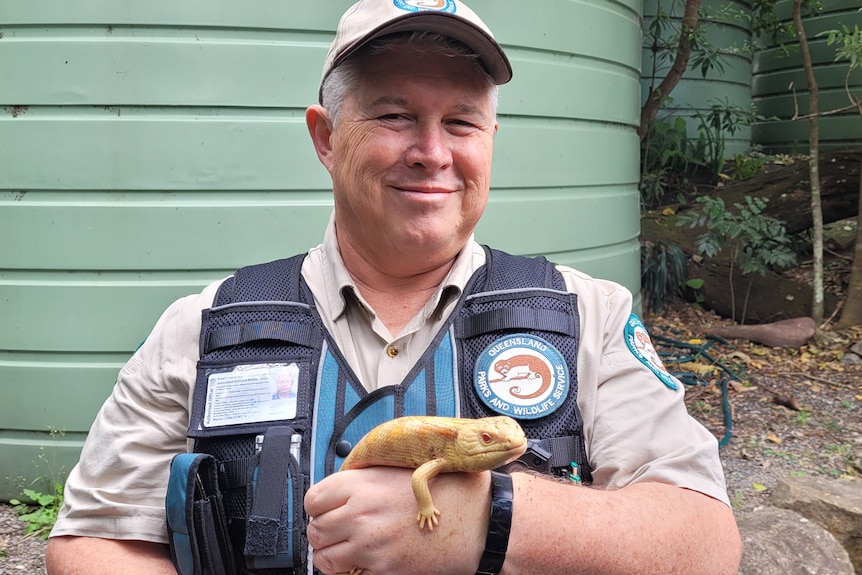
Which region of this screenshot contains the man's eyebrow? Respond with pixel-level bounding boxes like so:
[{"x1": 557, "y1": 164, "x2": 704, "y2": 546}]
[{"x1": 367, "y1": 96, "x2": 409, "y2": 108}]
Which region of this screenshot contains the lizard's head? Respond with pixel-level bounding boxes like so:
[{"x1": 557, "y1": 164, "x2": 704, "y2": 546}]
[{"x1": 456, "y1": 416, "x2": 528, "y2": 471}]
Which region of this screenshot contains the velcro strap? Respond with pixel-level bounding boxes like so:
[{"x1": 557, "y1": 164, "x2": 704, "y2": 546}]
[
  {"x1": 460, "y1": 307, "x2": 575, "y2": 339},
  {"x1": 246, "y1": 426, "x2": 293, "y2": 557},
  {"x1": 204, "y1": 321, "x2": 316, "y2": 353}
]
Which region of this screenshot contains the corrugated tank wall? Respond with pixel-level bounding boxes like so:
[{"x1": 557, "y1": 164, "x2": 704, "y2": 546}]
[
  {"x1": 0, "y1": 0, "x2": 643, "y2": 499},
  {"x1": 641, "y1": 0, "x2": 754, "y2": 155},
  {"x1": 752, "y1": 0, "x2": 862, "y2": 153}
]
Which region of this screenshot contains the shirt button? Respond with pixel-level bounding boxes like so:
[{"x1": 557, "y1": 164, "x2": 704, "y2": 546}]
[{"x1": 386, "y1": 345, "x2": 399, "y2": 358}]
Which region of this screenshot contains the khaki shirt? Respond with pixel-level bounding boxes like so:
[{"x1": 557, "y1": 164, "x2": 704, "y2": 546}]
[{"x1": 52, "y1": 219, "x2": 729, "y2": 543}]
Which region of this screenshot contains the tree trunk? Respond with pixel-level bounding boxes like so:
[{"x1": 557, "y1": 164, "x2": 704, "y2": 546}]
[
  {"x1": 639, "y1": 0, "x2": 701, "y2": 139},
  {"x1": 793, "y1": 0, "x2": 824, "y2": 324}
]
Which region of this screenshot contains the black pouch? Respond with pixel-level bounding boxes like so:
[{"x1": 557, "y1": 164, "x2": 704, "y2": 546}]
[
  {"x1": 243, "y1": 425, "x2": 306, "y2": 571},
  {"x1": 166, "y1": 453, "x2": 236, "y2": 575}
]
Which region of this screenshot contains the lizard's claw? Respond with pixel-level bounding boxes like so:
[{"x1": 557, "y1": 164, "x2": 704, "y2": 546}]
[{"x1": 417, "y1": 507, "x2": 441, "y2": 531}]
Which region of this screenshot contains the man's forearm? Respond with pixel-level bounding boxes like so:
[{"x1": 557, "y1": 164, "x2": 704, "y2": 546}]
[
  {"x1": 46, "y1": 536, "x2": 177, "y2": 575},
  {"x1": 503, "y1": 474, "x2": 742, "y2": 575}
]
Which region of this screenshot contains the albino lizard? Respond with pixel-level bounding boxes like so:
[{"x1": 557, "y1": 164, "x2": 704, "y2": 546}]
[{"x1": 339, "y1": 415, "x2": 527, "y2": 531}]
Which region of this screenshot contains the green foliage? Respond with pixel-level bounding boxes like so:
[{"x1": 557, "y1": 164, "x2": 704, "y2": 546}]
[
  {"x1": 822, "y1": 24, "x2": 862, "y2": 74},
  {"x1": 690, "y1": 99, "x2": 769, "y2": 175},
  {"x1": 7, "y1": 426, "x2": 68, "y2": 540},
  {"x1": 678, "y1": 195, "x2": 797, "y2": 276},
  {"x1": 686, "y1": 278, "x2": 706, "y2": 307},
  {"x1": 641, "y1": 240, "x2": 689, "y2": 313},
  {"x1": 10, "y1": 482, "x2": 64, "y2": 540},
  {"x1": 639, "y1": 116, "x2": 708, "y2": 208},
  {"x1": 727, "y1": 150, "x2": 770, "y2": 180}
]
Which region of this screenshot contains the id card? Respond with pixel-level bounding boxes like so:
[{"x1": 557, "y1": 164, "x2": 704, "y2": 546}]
[{"x1": 203, "y1": 363, "x2": 299, "y2": 427}]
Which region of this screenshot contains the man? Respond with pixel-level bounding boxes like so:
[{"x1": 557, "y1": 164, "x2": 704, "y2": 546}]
[{"x1": 47, "y1": 1, "x2": 742, "y2": 574}]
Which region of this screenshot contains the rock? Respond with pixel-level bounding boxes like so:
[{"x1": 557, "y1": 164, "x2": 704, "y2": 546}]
[
  {"x1": 842, "y1": 352, "x2": 862, "y2": 366},
  {"x1": 706, "y1": 317, "x2": 816, "y2": 348},
  {"x1": 771, "y1": 476, "x2": 862, "y2": 574},
  {"x1": 736, "y1": 507, "x2": 855, "y2": 575},
  {"x1": 851, "y1": 340, "x2": 862, "y2": 356}
]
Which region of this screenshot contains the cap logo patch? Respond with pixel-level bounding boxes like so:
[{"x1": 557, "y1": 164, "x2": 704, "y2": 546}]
[
  {"x1": 393, "y1": 0, "x2": 457, "y2": 14},
  {"x1": 624, "y1": 314, "x2": 679, "y2": 390},
  {"x1": 474, "y1": 335, "x2": 569, "y2": 420}
]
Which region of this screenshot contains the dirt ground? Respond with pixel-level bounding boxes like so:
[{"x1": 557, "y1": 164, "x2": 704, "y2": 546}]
[{"x1": 646, "y1": 300, "x2": 862, "y2": 512}]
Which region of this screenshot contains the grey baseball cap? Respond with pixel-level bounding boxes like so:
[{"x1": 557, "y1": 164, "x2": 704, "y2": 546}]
[{"x1": 320, "y1": 0, "x2": 512, "y2": 96}]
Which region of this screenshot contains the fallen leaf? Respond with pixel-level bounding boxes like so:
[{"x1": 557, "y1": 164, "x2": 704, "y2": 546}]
[
  {"x1": 766, "y1": 432, "x2": 782, "y2": 445},
  {"x1": 662, "y1": 206, "x2": 675, "y2": 216},
  {"x1": 728, "y1": 380, "x2": 757, "y2": 393},
  {"x1": 753, "y1": 483, "x2": 767, "y2": 491},
  {"x1": 677, "y1": 362, "x2": 719, "y2": 376},
  {"x1": 725, "y1": 351, "x2": 751, "y2": 363}
]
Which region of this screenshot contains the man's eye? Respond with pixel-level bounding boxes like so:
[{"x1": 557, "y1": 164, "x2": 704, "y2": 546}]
[{"x1": 448, "y1": 119, "x2": 478, "y2": 131}]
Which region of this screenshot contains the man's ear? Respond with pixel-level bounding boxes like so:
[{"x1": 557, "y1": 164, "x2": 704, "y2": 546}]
[{"x1": 306, "y1": 104, "x2": 334, "y2": 171}]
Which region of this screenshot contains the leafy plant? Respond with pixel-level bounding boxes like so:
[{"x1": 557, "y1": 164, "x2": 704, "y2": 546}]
[
  {"x1": 641, "y1": 240, "x2": 690, "y2": 312},
  {"x1": 677, "y1": 195, "x2": 797, "y2": 322},
  {"x1": 8, "y1": 426, "x2": 68, "y2": 540},
  {"x1": 686, "y1": 278, "x2": 706, "y2": 307},
  {"x1": 10, "y1": 482, "x2": 64, "y2": 540},
  {"x1": 690, "y1": 98, "x2": 769, "y2": 175}
]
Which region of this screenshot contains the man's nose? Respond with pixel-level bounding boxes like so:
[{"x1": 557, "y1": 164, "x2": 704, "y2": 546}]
[{"x1": 405, "y1": 122, "x2": 453, "y2": 170}]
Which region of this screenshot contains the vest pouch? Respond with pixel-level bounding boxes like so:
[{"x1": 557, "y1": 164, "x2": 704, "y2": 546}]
[
  {"x1": 167, "y1": 453, "x2": 237, "y2": 575},
  {"x1": 244, "y1": 425, "x2": 306, "y2": 571}
]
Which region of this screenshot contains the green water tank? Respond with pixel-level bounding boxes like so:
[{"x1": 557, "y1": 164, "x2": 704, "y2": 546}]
[
  {"x1": 641, "y1": 0, "x2": 755, "y2": 156},
  {"x1": 0, "y1": 0, "x2": 642, "y2": 500},
  {"x1": 752, "y1": 0, "x2": 862, "y2": 152}
]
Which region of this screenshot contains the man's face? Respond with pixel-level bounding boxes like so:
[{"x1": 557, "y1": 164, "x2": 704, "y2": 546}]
[{"x1": 319, "y1": 47, "x2": 497, "y2": 273}]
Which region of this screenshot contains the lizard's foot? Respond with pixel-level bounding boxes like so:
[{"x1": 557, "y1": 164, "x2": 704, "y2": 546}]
[{"x1": 417, "y1": 507, "x2": 441, "y2": 531}]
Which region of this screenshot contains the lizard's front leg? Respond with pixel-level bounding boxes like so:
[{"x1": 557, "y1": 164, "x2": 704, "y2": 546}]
[{"x1": 411, "y1": 458, "x2": 449, "y2": 530}]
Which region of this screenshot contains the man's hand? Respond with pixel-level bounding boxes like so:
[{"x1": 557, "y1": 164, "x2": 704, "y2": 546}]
[{"x1": 305, "y1": 467, "x2": 490, "y2": 575}]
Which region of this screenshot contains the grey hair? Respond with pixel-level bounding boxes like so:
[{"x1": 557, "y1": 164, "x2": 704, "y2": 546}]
[{"x1": 321, "y1": 31, "x2": 499, "y2": 126}]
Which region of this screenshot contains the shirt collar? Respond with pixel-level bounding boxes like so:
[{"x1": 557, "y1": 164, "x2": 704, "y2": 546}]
[{"x1": 317, "y1": 215, "x2": 482, "y2": 323}]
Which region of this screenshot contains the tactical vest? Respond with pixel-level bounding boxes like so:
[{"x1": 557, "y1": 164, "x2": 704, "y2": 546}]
[{"x1": 166, "y1": 247, "x2": 591, "y2": 575}]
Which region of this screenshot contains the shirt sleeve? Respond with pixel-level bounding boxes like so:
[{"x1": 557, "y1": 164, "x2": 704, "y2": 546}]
[
  {"x1": 559, "y1": 267, "x2": 731, "y2": 507},
  {"x1": 51, "y1": 281, "x2": 221, "y2": 542}
]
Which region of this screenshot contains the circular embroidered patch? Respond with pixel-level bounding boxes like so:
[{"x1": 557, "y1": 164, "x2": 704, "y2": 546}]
[
  {"x1": 393, "y1": 0, "x2": 457, "y2": 14},
  {"x1": 624, "y1": 314, "x2": 679, "y2": 390},
  {"x1": 474, "y1": 335, "x2": 569, "y2": 420}
]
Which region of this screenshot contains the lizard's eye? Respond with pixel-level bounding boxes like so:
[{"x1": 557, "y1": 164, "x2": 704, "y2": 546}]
[{"x1": 481, "y1": 433, "x2": 492, "y2": 443}]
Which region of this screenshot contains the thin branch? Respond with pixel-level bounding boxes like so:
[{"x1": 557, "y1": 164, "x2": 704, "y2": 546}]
[{"x1": 773, "y1": 371, "x2": 858, "y2": 390}]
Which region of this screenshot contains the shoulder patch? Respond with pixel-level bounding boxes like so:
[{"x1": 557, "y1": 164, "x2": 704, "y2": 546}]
[{"x1": 624, "y1": 314, "x2": 679, "y2": 390}]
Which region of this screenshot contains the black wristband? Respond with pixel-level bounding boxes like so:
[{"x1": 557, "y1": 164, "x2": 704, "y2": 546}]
[{"x1": 475, "y1": 471, "x2": 514, "y2": 575}]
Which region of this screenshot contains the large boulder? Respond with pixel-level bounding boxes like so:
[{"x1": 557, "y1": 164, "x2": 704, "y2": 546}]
[
  {"x1": 736, "y1": 507, "x2": 855, "y2": 575},
  {"x1": 771, "y1": 476, "x2": 862, "y2": 574}
]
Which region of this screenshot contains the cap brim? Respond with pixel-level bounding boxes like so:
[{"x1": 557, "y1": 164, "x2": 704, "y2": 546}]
[{"x1": 332, "y1": 12, "x2": 512, "y2": 85}]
